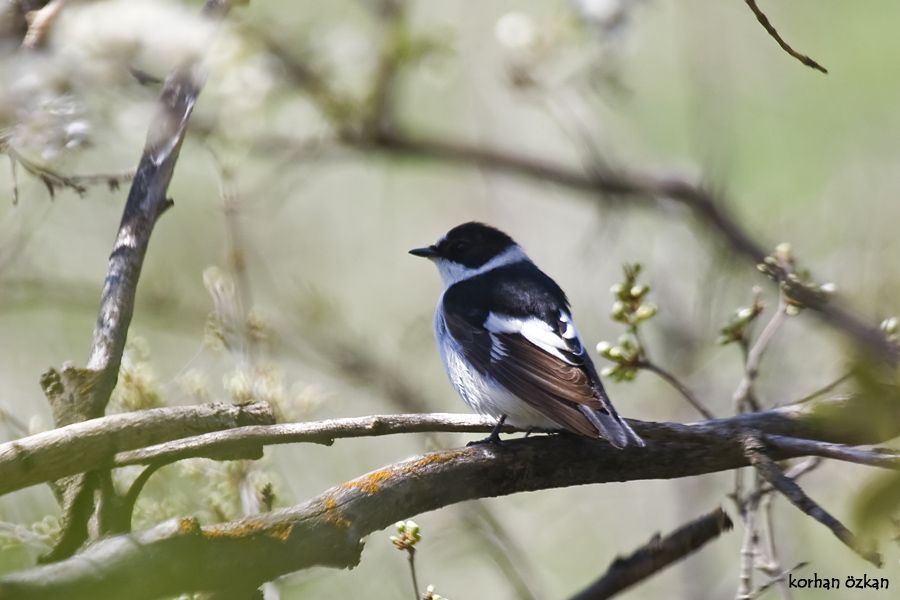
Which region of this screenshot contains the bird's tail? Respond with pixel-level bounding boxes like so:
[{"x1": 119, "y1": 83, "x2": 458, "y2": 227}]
[{"x1": 578, "y1": 403, "x2": 645, "y2": 449}]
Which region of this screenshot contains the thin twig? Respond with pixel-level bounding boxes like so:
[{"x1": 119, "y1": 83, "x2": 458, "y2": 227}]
[
  {"x1": 407, "y1": 548, "x2": 420, "y2": 600},
  {"x1": 3, "y1": 146, "x2": 133, "y2": 199},
  {"x1": 758, "y1": 490, "x2": 792, "y2": 600},
  {"x1": 743, "y1": 0, "x2": 827, "y2": 74},
  {"x1": 744, "y1": 437, "x2": 882, "y2": 566},
  {"x1": 746, "y1": 562, "x2": 808, "y2": 600},
  {"x1": 734, "y1": 299, "x2": 788, "y2": 413},
  {"x1": 637, "y1": 360, "x2": 714, "y2": 419},
  {"x1": 568, "y1": 507, "x2": 734, "y2": 600},
  {"x1": 735, "y1": 471, "x2": 761, "y2": 600},
  {"x1": 794, "y1": 372, "x2": 852, "y2": 404},
  {"x1": 763, "y1": 435, "x2": 900, "y2": 470}
]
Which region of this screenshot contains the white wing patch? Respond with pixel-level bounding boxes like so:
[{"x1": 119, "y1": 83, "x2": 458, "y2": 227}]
[
  {"x1": 489, "y1": 333, "x2": 507, "y2": 360},
  {"x1": 484, "y1": 312, "x2": 582, "y2": 365},
  {"x1": 559, "y1": 312, "x2": 577, "y2": 339}
]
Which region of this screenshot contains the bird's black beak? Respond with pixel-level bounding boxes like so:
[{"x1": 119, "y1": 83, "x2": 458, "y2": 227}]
[{"x1": 409, "y1": 245, "x2": 438, "y2": 258}]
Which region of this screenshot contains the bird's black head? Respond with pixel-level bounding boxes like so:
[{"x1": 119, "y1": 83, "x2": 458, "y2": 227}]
[{"x1": 410, "y1": 222, "x2": 517, "y2": 268}]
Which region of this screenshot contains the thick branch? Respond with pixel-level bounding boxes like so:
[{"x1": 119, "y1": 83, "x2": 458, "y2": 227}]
[
  {"x1": 0, "y1": 403, "x2": 274, "y2": 496},
  {"x1": 0, "y1": 404, "x2": 892, "y2": 600},
  {"x1": 569, "y1": 507, "x2": 734, "y2": 600},
  {"x1": 2, "y1": 397, "x2": 898, "y2": 499}
]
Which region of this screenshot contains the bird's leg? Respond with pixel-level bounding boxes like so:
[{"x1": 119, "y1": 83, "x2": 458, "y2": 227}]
[
  {"x1": 524, "y1": 426, "x2": 548, "y2": 438},
  {"x1": 467, "y1": 414, "x2": 507, "y2": 446}
]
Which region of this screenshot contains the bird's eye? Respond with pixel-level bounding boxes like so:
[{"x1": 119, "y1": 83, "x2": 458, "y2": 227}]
[{"x1": 447, "y1": 240, "x2": 466, "y2": 253}]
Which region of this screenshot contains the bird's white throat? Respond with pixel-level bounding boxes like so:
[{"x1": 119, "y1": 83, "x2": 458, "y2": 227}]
[{"x1": 434, "y1": 245, "x2": 529, "y2": 289}]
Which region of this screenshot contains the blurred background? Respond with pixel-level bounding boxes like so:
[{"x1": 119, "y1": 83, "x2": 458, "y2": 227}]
[{"x1": 1, "y1": 0, "x2": 899, "y2": 598}]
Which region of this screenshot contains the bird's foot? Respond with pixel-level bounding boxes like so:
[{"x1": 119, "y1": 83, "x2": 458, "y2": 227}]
[{"x1": 467, "y1": 415, "x2": 507, "y2": 447}]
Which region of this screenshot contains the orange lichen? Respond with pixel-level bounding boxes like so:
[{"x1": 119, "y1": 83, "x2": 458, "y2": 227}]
[
  {"x1": 337, "y1": 450, "x2": 465, "y2": 497},
  {"x1": 202, "y1": 517, "x2": 293, "y2": 542},
  {"x1": 268, "y1": 521, "x2": 293, "y2": 542},
  {"x1": 322, "y1": 496, "x2": 352, "y2": 530},
  {"x1": 178, "y1": 517, "x2": 201, "y2": 535},
  {"x1": 407, "y1": 450, "x2": 463, "y2": 470},
  {"x1": 341, "y1": 468, "x2": 394, "y2": 495}
]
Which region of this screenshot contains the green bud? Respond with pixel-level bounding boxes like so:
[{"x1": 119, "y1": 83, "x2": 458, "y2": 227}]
[{"x1": 635, "y1": 304, "x2": 657, "y2": 321}]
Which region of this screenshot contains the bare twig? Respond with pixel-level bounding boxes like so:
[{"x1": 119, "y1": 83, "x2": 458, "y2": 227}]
[
  {"x1": 744, "y1": 437, "x2": 882, "y2": 566},
  {"x1": 2, "y1": 145, "x2": 133, "y2": 199},
  {"x1": 113, "y1": 413, "x2": 515, "y2": 467},
  {"x1": 743, "y1": 0, "x2": 828, "y2": 73},
  {"x1": 757, "y1": 489, "x2": 792, "y2": 600},
  {"x1": 794, "y1": 372, "x2": 852, "y2": 404},
  {"x1": 746, "y1": 562, "x2": 808, "y2": 600},
  {"x1": 407, "y1": 548, "x2": 420, "y2": 600},
  {"x1": 636, "y1": 360, "x2": 714, "y2": 419},
  {"x1": 736, "y1": 472, "x2": 762, "y2": 600},
  {"x1": 741, "y1": 457, "x2": 823, "y2": 510},
  {"x1": 569, "y1": 507, "x2": 733, "y2": 600},
  {"x1": 762, "y1": 434, "x2": 900, "y2": 470},
  {"x1": 733, "y1": 299, "x2": 788, "y2": 413}
]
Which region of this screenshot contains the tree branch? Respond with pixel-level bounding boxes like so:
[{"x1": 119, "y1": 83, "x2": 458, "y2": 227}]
[
  {"x1": 743, "y1": 0, "x2": 828, "y2": 74},
  {"x1": 635, "y1": 360, "x2": 714, "y2": 419},
  {"x1": 31, "y1": 0, "x2": 237, "y2": 560},
  {"x1": 1, "y1": 403, "x2": 891, "y2": 600},
  {"x1": 569, "y1": 507, "x2": 734, "y2": 600},
  {"x1": 0, "y1": 402, "x2": 274, "y2": 496},
  {"x1": 81, "y1": 61, "x2": 205, "y2": 419},
  {"x1": 745, "y1": 437, "x2": 882, "y2": 566}
]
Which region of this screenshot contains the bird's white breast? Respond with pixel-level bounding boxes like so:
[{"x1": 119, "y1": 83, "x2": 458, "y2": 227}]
[{"x1": 433, "y1": 298, "x2": 558, "y2": 429}]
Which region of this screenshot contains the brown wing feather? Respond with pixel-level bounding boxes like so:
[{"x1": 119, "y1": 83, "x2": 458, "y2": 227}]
[
  {"x1": 444, "y1": 310, "x2": 639, "y2": 446},
  {"x1": 489, "y1": 332, "x2": 610, "y2": 436}
]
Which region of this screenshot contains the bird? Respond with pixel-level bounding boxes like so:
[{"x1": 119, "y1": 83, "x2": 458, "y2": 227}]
[{"x1": 410, "y1": 222, "x2": 644, "y2": 448}]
